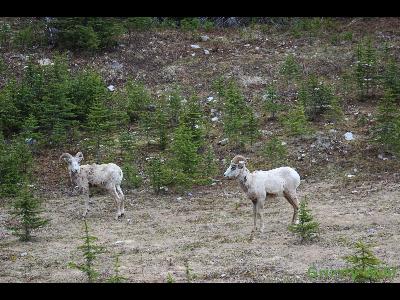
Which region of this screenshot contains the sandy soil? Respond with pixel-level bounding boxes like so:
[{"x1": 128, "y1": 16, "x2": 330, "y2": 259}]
[{"x1": 1, "y1": 176, "x2": 400, "y2": 283}]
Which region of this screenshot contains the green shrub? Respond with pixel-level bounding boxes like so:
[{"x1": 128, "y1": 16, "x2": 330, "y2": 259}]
[
  {"x1": 13, "y1": 21, "x2": 47, "y2": 49},
  {"x1": 68, "y1": 219, "x2": 105, "y2": 283},
  {"x1": 280, "y1": 103, "x2": 311, "y2": 136},
  {"x1": 124, "y1": 80, "x2": 152, "y2": 123},
  {"x1": 288, "y1": 196, "x2": 319, "y2": 243},
  {"x1": 279, "y1": 54, "x2": 301, "y2": 83},
  {"x1": 298, "y1": 75, "x2": 335, "y2": 121},
  {"x1": 107, "y1": 254, "x2": 127, "y2": 283},
  {"x1": 167, "y1": 86, "x2": 183, "y2": 127},
  {"x1": 372, "y1": 88, "x2": 400, "y2": 154},
  {"x1": 262, "y1": 137, "x2": 287, "y2": 168},
  {"x1": 147, "y1": 156, "x2": 174, "y2": 194},
  {"x1": 180, "y1": 18, "x2": 201, "y2": 31},
  {"x1": 382, "y1": 57, "x2": 400, "y2": 101},
  {"x1": 0, "y1": 22, "x2": 12, "y2": 49},
  {"x1": 50, "y1": 17, "x2": 124, "y2": 51},
  {"x1": 8, "y1": 184, "x2": 49, "y2": 241},
  {"x1": 122, "y1": 163, "x2": 142, "y2": 189},
  {"x1": 125, "y1": 17, "x2": 155, "y2": 32},
  {"x1": 263, "y1": 83, "x2": 285, "y2": 119},
  {"x1": 0, "y1": 137, "x2": 33, "y2": 197},
  {"x1": 354, "y1": 38, "x2": 378, "y2": 101}
]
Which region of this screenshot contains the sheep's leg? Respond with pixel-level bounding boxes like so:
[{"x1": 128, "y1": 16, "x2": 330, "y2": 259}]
[
  {"x1": 109, "y1": 186, "x2": 122, "y2": 220},
  {"x1": 116, "y1": 185, "x2": 125, "y2": 216},
  {"x1": 257, "y1": 198, "x2": 265, "y2": 233},
  {"x1": 252, "y1": 201, "x2": 258, "y2": 233},
  {"x1": 283, "y1": 191, "x2": 299, "y2": 224},
  {"x1": 82, "y1": 192, "x2": 90, "y2": 218}
]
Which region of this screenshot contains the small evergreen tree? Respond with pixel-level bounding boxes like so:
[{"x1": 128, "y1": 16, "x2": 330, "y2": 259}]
[
  {"x1": 107, "y1": 254, "x2": 127, "y2": 283},
  {"x1": 263, "y1": 83, "x2": 284, "y2": 120},
  {"x1": 68, "y1": 219, "x2": 105, "y2": 283},
  {"x1": 354, "y1": 38, "x2": 377, "y2": 101},
  {"x1": 86, "y1": 98, "x2": 117, "y2": 163},
  {"x1": 280, "y1": 103, "x2": 311, "y2": 136},
  {"x1": 147, "y1": 156, "x2": 173, "y2": 194},
  {"x1": 343, "y1": 241, "x2": 395, "y2": 283},
  {"x1": 200, "y1": 145, "x2": 218, "y2": 183},
  {"x1": 373, "y1": 89, "x2": 400, "y2": 154},
  {"x1": 382, "y1": 57, "x2": 400, "y2": 101},
  {"x1": 167, "y1": 87, "x2": 183, "y2": 127},
  {"x1": 8, "y1": 184, "x2": 49, "y2": 241},
  {"x1": 279, "y1": 54, "x2": 301, "y2": 84},
  {"x1": 243, "y1": 110, "x2": 261, "y2": 146},
  {"x1": 262, "y1": 137, "x2": 287, "y2": 168},
  {"x1": 288, "y1": 196, "x2": 319, "y2": 243}
]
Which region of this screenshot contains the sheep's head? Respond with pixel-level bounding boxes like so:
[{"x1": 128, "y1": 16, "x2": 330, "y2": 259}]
[
  {"x1": 60, "y1": 152, "x2": 84, "y2": 176},
  {"x1": 224, "y1": 155, "x2": 247, "y2": 179}
]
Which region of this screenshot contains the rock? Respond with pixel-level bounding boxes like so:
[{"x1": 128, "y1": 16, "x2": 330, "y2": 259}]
[
  {"x1": 204, "y1": 49, "x2": 210, "y2": 55},
  {"x1": 211, "y1": 108, "x2": 217, "y2": 114},
  {"x1": 38, "y1": 58, "x2": 53, "y2": 66},
  {"x1": 255, "y1": 46, "x2": 260, "y2": 50},
  {"x1": 188, "y1": 192, "x2": 193, "y2": 197},
  {"x1": 211, "y1": 117, "x2": 219, "y2": 122},
  {"x1": 347, "y1": 174, "x2": 355, "y2": 178},
  {"x1": 107, "y1": 85, "x2": 115, "y2": 92},
  {"x1": 378, "y1": 154, "x2": 388, "y2": 160},
  {"x1": 20, "y1": 252, "x2": 28, "y2": 257},
  {"x1": 110, "y1": 60, "x2": 123, "y2": 70},
  {"x1": 115, "y1": 241, "x2": 124, "y2": 245},
  {"x1": 281, "y1": 141, "x2": 287, "y2": 146},
  {"x1": 207, "y1": 96, "x2": 214, "y2": 102},
  {"x1": 190, "y1": 44, "x2": 201, "y2": 49},
  {"x1": 191, "y1": 53, "x2": 196, "y2": 57},
  {"x1": 344, "y1": 132, "x2": 354, "y2": 141},
  {"x1": 176, "y1": 197, "x2": 183, "y2": 201},
  {"x1": 146, "y1": 104, "x2": 156, "y2": 112},
  {"x1": 218, "y1": 138, "x2": 229, "y2": 145},
  {"x1": 200, "y1": 35, "x2": 210, "y2": 41},
  {"x1": 244, "y1": 44, "x2": 250, "y2": 47}
]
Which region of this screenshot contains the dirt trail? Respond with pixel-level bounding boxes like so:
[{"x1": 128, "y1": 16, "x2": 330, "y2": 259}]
[{"x1": 1, "y1": 178, "x2": 400, "y2": 282}]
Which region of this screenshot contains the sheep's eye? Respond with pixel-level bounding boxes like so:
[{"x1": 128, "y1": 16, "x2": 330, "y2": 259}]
[{"x1": 231, "y1": 165, "x2": 236, "y2": 170}]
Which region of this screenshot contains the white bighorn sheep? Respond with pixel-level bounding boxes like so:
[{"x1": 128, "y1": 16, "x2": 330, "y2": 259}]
[
  {"x1": 224, "y1": 155, "x2": 301, "y2": 233},
  {"x1": 60, "y1": 152, "x2": 125, "y2": 220}
]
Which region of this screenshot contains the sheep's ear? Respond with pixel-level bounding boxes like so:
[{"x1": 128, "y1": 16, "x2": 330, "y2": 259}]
[
  {"x1": 75, "y1": 152, "x2": 84, "y2": 162},
  {"x1": 238, "y1": 160, "x2": 246, "y2": 169},
  {"x1": 60, "y1": 153, "x2": 72, "y2": 162}
]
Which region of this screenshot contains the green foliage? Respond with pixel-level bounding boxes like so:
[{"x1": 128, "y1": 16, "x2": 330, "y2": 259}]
[
  {"x1": 166, "y1": 273, "x2": 176, "y2": 283},
  {"x1": 12, "y1": 20, "x2": 47, "y2": 50},
  {"x1": 372, "y1": 89, "x2": 400, "y2": 154},
  {"x1": 263, "y1": 83, "x2": 285, "y2": 119},
  {"x1": 124, "y1": 17, "x2": 155, "y2": 32},
  {"x1": 342, "y1": 241, "x2": 397, "y2": 283},
  {"x1": 180, "y1": 95, "x2": 205, "y2": 149},
  {"x1": 107, "y1": 254, "x2": 127, "y2": 283},
  {"x1": 298, "y1": 75, "x2": 335, "y2": 121},
  {"x1": 124, "y1": 80, "x2": 152, "y2": 124},
  {"x1": 262, "y1": 137, "x2": 287, "y2": 168},
  {"x1": 290, "y1": 17, "x2": 336, "y2": 38},
  {"x1": 279, "y1": 54, "x2": 301, "y2": 83},
  {"x1": 0, "y1": 137, "x2": 33, "y2": 197},
  {"x1": 324, "y1": 96, "x2": 344, "y2": 123},
  {"x1": 200, "y1": 145, "x2": 218, "y2": 181},
  {"x1": 184, "y1": 260, "x2": 197, "y2": 282},
  {"x1": 50, "y1": 17, "x2": 124, "y2": 51},
  {"x1": 122, "y1": 163, "x2": 142, "y2": 189},
  {"x1": 85, "y1": 98, "x2": 121, "y2": 163},
  {"x1": 0, "y1": 22, "x2": 12, "y2": 49},
  {"x1": 158, "y1": 18, "x2": 178, "y2": 29},
  {"x1": 382, "y1": 57, "x2": 400, "y2": 101},
  {"x1": 243, "y1": 110, "x2": 260, "y2": 146},
  {"x1": 167, "y1": 86, "x2": 183, "y2": 127},
  {"x1": 180, "y1": 18, "x2": 201, "y2": 31},
  {"x1": 68, "y1": 219, "x2": 105, "y2": 283},
  {"x1": 288, "y1": 196, "x2": 319, "y2": 242},
  {"x1": 221, "y1": 80, "x2": 254, "y2": 148},
  {"x1": 8, "y1": 184, "x2": 49, "y2": 241},
  {"x1": 280, "y1": 102, "x2": 311, "y2": 136},
  {"x1": 146, "y1": 156, "x2": 173, "y2": 194},
  {"x1": 354, "y1": 38, "x2": 378, "y2": 101}
]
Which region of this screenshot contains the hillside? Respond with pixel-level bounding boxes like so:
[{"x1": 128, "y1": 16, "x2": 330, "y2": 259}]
[{"x1": 1, "y1": 17, "x2": 400, "y2": 283}]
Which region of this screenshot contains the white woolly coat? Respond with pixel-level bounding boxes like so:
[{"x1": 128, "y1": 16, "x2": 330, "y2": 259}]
[
  {"x1": 240, "y1": 167, "x2": 300, "y2": 201},
  {"x1": 73, "y1": 163, "x2": 123, "y2": 190}
]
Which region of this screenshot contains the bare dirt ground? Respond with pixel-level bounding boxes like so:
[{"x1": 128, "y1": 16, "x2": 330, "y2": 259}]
[{"x1": 1, "y1": 176, "x2": 400, "y2": 283}]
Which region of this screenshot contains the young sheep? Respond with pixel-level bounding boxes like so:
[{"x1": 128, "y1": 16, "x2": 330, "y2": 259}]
[
  {"x1": 223, "y1": 155, "x2": 301, "y2": 233},
  {"x1": 60, "y1": 152, "x2": 125, "y2": 220}
]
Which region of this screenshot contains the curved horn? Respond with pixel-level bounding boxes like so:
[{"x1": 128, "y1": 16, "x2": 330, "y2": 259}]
[
  {"x1": 75, "y1": 152, "x2": 84, "y2": 162},
  {"x1": 59, "y1": 153, "x2": 73, "y2": 162}
]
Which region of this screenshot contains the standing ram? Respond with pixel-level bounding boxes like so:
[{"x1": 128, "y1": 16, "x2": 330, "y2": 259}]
[
  {"x1": 60, "y1": 152, "x2": 125, "y2": 220},
  {"x1": 224, "y1": 155, "x2": 301, "y2": 233}
]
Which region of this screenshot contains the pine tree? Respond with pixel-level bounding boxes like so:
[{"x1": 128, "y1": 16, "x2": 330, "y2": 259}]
[
  {"x1": 86, "y1": 98, "x2": 117, "y2": 163},
  {"x1": 156, "y1": 97, "x2": 169, "y2": 150},
  {"x1": 288, "y1": 196, "x2": 319, "y2": 243},
  {"x1": 244, "y1": 110, "x2": 260, "y2": 146},
  {"x1": 263, "y1": 83, "x2": 283, "y2": 120},
  {"x1": 167, "y1": 87, "x2": 182, "y2": 127},
  {"x1": 373, "y1": 89, "x2": 400, "y2": 154},
  {"x1": 382, "y1": 57, "x2": 400, "y2": 101},
  {"x1": 68, "y1": 219, "x2": 105, "y2": 283},
  {"x1": 279, "y1": 54, "x2": 301, "y2": 84},
  {"x1": 180, "y1": 95, "x2": 205, "y2": 149},
  {"x1": 8, "y1": 184, "x2": 49, "y2": 241},
  {"x1": 343, "y1": 241, "x2": 388, "y2": 283},
  {"x1": 354, "y1": 38, "x2": 377, "y2": 101},
  {"x1": 280, "y1": 103, "x2": 311, "y2": 136},
  {"x1": 201, "y1": 145, "x2": 218, "y2": 181},
  {"x1": 263, "y1": 137, "x2": 287, "y2": 168},
  {"x1": 107, "y1": 254, "x2": 127, "y2": 283}
]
